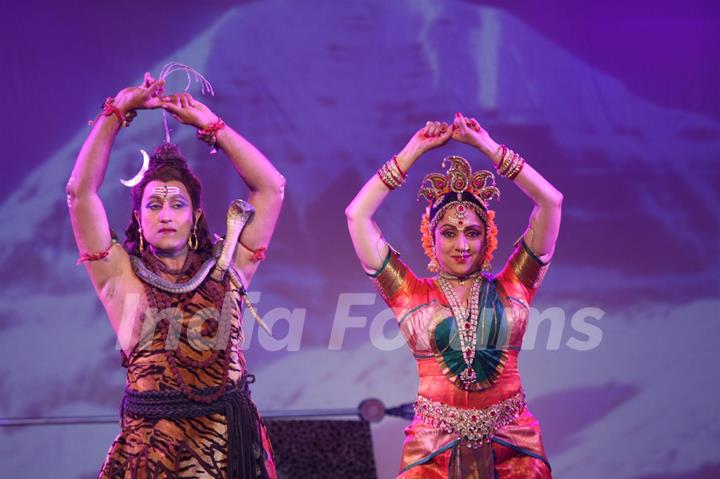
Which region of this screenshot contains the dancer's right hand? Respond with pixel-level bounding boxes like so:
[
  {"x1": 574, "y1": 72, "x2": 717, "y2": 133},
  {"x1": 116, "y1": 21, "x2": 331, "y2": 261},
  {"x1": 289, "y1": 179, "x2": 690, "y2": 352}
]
[
  {"x1": 113, "y1": 73, "x2": 166, "y2": 114},
  {"x1": 400, "y1": 121, "x2": 453, "y2": 159}
]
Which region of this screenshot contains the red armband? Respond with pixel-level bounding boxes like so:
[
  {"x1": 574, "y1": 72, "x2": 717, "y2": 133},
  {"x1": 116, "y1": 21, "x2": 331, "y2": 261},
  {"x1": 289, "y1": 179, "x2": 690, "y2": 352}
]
[
  {"x1": 250, "y1": 247, "x2": 267, "y2": 262},
  {"x1": 88, "y1": 97, "x2": 136, "y2": 127},
  {"x1": 239, "y1": 240, "x2": 267, "y2": 262},
  {"x1": 76, "y1": 241, "x2": 115, "y2": 265}
]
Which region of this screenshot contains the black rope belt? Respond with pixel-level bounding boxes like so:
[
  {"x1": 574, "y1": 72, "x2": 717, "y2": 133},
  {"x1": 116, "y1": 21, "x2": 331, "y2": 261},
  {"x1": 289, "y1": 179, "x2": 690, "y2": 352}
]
[{"x1": 120, "y1": 375, "x2": 268, "y2": 479}]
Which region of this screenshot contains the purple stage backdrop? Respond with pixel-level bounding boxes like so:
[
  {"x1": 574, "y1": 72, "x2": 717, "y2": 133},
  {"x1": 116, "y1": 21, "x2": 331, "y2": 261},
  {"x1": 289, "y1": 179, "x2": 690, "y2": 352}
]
[{"x1": 1, "y1": 1, "x2": 719, "y2": 478}]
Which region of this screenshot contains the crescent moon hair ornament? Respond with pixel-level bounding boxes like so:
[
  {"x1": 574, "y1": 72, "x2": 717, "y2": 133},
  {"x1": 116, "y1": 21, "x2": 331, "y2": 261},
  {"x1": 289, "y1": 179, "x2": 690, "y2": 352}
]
[{"x1": 120, "y1": 149, "x2": 150, "y2": 187}]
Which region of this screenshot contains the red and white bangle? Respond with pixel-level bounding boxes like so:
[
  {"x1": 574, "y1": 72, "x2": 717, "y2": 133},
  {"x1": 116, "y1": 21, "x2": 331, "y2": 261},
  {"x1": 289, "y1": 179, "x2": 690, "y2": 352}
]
[
  {"x1": 89, "y1": 97, "x2": 136, "y2": 127},
  {"x1": 377, "y1": 155, "x2": 407, "y2": 190},
  {"x1": 496, "y1": 144, "x2": 526, "y2": 180},
  {"x1": 197, "y1": 118, "x2": 226, "y2": 154},
  {"x1": 391, "y1": 155, "x2": 407, "y2": 180}
]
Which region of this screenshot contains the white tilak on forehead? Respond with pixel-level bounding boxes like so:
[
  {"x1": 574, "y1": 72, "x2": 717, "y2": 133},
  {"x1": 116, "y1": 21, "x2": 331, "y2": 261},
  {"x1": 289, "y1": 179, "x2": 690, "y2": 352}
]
[{"x1": 152, "y1": 186, "x2": 182, "y2": 198}]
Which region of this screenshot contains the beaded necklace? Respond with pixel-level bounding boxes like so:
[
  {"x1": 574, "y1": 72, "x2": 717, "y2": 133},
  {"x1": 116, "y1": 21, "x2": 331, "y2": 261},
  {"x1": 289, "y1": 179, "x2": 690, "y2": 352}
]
[
  {"x1": 141, "y1": 250, "x2": 236, "y2": 404},
  {"x1": 438, "y1": 274, "x2": 484, "y2": 388}
]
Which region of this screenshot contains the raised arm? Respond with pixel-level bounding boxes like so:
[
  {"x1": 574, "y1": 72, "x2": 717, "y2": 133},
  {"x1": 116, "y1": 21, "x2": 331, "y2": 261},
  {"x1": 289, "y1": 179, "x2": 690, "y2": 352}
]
[
  {"x1": 162, "y1": 94, "x2": 285, "y2": 286},
  {"x1": 452, "y1": 113, "x2": 562, "y2": 261},
  {"x1": 67, "y1": 75, "x2": 165, "y2": 294},
  {"x1": 345, "y1": 122, "x2": 453, "y2": 273}
]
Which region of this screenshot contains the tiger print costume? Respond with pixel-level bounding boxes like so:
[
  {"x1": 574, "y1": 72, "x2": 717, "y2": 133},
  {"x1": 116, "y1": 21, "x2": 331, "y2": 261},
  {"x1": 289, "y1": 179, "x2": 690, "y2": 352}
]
[{"x1": 99, "y1": 250, "x2": 277, "y2": 479}]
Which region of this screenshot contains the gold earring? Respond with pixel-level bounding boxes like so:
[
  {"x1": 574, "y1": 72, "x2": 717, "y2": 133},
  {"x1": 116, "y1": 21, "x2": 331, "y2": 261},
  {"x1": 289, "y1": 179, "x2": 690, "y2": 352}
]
[
  {"x1": 427, "y1": 256, "x2": 440, "y2": 273},
  {"x1": 138, "y1": 226, "x2": 145, "y2": 253},
  {"x1": 188, "y1": 223, "x2": 199, "y2": 250},
  {"x1": 480, "y1": 245, "x2": 491, "y2": 272}
]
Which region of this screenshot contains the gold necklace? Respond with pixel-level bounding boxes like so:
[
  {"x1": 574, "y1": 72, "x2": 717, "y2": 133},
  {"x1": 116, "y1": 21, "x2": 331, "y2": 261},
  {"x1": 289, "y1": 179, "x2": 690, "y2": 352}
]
[
  {"x1": 438, "y1": 275, "x2": 483, "y2": 389},
  {"x1": 438, "y1": 270, "x2": 481, "y2": 287}
]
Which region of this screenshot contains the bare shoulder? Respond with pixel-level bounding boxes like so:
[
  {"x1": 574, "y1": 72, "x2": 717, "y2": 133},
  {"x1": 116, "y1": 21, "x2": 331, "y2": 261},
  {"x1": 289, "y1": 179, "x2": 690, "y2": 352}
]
[
  {"x1": 99, "y1": 248, "x2": 145, "y2": 310},
  {"x1": 86, "y1": 244, "x2": 129, "y2": 296}
]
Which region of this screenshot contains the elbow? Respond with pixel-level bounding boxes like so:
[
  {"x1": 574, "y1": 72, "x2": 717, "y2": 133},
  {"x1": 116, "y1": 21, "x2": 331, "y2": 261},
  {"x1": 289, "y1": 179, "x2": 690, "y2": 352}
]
[
  {"x1": 345, "y1": 196, "x2": 374, "y2": 223},
  {"x1": 274, "y1": 174, "x2": 287, "y2": 199},
  {"x1": 545, "y1": 189, "x2": 563, "y2": 209},
  {"x1": 65, "y1": 179, "x2": 75, "y2": 197},
  {"x1": 344, "y1": 203, "x2": 358, "y2": 222},
  {"x1": 277, "y1": 176, "x2": 287, "y2": 202},
  {"x1": 66, "y1": 177, "x2": 99, "y2": 208},
  {"x1": 345, "y1": 200, "x2": 373, "y2": 224},
  {"x1": 65, "y1": 177, "x2": 80, "y2": 203},
  {"x1": 553, "y1": 190, "x2": 564, "y2": 207},
  {"x1": 66, "y1": 175, "x2": 95, "y2": 201},
  {"x1": 264, "y1": 174, "x2": 286, "y2": 202}
]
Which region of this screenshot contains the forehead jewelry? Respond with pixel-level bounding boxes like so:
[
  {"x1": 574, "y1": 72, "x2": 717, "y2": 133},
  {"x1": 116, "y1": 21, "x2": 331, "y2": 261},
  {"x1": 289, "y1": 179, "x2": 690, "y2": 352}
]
[
  {"x1": 152, "y1": 186, "x2": 181, "y2": 198},
  {"x1": 451, "y1": 203, "x2": 469, "y2": 224}
]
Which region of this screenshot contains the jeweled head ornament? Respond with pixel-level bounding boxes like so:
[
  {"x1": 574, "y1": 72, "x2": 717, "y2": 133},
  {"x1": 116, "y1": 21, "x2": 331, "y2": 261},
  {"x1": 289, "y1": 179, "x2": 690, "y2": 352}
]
[{"x1": 418, "y1": 156, "x2": 500, "y2": 232}]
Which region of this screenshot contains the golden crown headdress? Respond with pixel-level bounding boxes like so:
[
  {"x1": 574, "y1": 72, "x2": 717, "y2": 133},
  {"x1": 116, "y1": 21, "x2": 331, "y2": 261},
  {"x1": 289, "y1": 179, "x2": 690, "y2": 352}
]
[{"x1": 418, "y1": 156, "x2": 500, "y2": 228}]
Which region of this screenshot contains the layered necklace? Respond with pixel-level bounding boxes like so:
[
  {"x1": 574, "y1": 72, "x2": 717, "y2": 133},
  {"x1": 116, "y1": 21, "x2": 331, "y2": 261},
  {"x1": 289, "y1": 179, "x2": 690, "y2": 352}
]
[
  {"x1": 438, "y1": 274, "x2": 483, "y2": 388},
  {"x1": 140, "y1": 249, "x2": 234, "y2": 404}
]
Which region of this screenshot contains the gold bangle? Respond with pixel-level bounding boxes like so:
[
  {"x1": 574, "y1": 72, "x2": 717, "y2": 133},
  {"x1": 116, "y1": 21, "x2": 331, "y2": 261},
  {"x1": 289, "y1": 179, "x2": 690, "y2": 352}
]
[
  {"x1": 498, "y1": 148, "x2": 514, "y2": 176},
  {"x1": 377, "y1": 168, "x2": 396, "y2": 189},
  {"x1": 380, "y1": 158, "x2": 405, "y2": 189},
  {"x1": 504, "y1": 154, "x2": 519, "y2": 179},
  {"x1": 378, "y1": 164, "x2": 400, "y2": 189},
  {"x1": 507, "y1": 156, "x2": 526, "y2": 180},
  {"x1": 386, "y1": 159, "x2": 405, "y2": 185}
]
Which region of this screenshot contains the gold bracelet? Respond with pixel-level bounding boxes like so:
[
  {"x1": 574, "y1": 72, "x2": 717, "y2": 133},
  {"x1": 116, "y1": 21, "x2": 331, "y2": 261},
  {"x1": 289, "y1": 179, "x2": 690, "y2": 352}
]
[
  {"x1": 506, "y1": 155, "x2": 525, "y2": 180},
  {"x1": 498, "y1": 147, "x2": 514, "y2": 176},
  {"x1": 496, "y1": 145, "x2": 527, "y2": 180},
  {"x1": 377, "y1": 157, "x2": 406, "y2": 190},
  {"x1": 377, "y1": 164, "x2": 400, "y2": 189},
  {"x1": 386, "y1": 159, "x2": 405, "y2": 185}
]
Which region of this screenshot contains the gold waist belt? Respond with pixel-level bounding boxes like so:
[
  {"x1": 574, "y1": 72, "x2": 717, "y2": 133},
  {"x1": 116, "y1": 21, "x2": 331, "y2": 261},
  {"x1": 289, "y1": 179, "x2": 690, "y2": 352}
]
[{"x1": 414, "y1": 391, "x2": 526, "y2": 445}]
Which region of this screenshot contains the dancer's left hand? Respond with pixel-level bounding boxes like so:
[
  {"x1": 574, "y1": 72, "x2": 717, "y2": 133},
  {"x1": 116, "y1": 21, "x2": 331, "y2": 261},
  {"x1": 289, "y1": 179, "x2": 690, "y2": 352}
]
[
  {"x1": 113, "y1": 73, "x2": 166, "y2": 113},
  {"x1": 451, "y1": 112, "x2": 490, "y2": 147},
  {"x1": 452, "y1": 112, "x2": 503, "y2": 165},
  {"x1": 161, "y1": 93, "x2": 218, "y2": 129}
]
